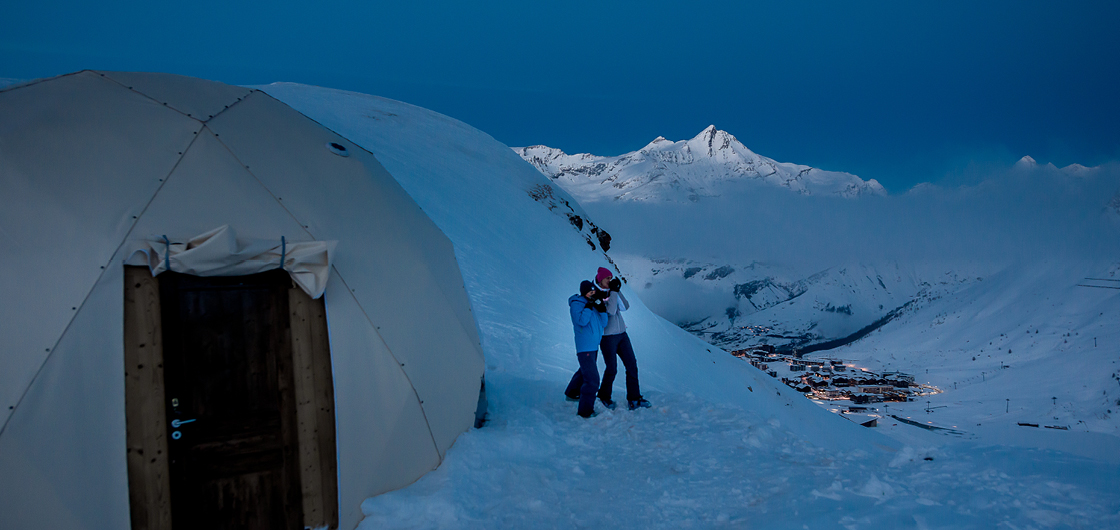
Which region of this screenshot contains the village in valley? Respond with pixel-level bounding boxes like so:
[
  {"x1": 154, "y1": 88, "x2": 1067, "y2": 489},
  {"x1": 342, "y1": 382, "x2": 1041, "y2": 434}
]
[{"x1": 731, "y1": 346, "x2": 941, "y2": 428}]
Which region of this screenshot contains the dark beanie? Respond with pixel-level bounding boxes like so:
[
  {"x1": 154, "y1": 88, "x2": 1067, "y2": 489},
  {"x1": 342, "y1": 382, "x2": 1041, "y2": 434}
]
[{"x1": 579, "y1": 280, "x2": 595, "y2": 295}]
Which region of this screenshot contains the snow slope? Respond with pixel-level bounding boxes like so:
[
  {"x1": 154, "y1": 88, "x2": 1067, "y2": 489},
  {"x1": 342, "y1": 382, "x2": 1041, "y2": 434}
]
[
  {"x1": 515, "y1": 126, "x2": 886, "y2": 203},
  {"x1": 256, "y1": 83, "x2": 862, "y2": 444},
  {"x1": 835, "y1": 260, "x2": 1120, "y2": 441},
  {"x1": 259, "y1": 84, "x2": 1120, "y2": 529}
]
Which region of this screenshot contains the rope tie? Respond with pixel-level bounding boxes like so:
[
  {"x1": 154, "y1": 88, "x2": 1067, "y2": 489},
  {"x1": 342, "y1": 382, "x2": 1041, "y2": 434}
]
[
  {"x1": 279, "y1": 236, "x2": 286, "y2": 271},
  {"x1": 162, "y1": 235, "x2": 171, "y2": 272}
]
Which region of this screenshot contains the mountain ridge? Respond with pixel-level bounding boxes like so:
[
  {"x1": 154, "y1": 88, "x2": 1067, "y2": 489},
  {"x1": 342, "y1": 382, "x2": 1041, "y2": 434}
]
[{"x1": 515, "y1": 125, "x2": 887, "y2": 202}]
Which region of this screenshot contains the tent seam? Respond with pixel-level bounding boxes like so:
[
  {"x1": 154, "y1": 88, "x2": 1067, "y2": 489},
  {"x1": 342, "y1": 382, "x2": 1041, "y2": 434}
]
[
  {"x1": 201, "y1": 117, "x2": 318, "y2": 241},
  {"x1": 0, "y1": 123, "x2": 206, "y2": 439},
  {"x1": 0, "y1": 70, "x2": 90, "y2": 95},
  {"x1": 202, "y1": 89, "x2": 258, "y2": 124},
  {"x1": 92, "y1": 70, "x2": 253, "y2": 124}
]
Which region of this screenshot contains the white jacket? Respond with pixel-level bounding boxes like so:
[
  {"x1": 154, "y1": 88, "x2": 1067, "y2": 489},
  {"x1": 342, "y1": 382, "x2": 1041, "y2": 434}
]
[{"x1": 601, "y1": 289, "x2": 629, "y2": 336}]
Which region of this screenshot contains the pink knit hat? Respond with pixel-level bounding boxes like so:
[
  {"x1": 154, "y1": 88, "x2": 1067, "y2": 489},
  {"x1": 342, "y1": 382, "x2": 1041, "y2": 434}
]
[{"x1": 595, "y1": 267, "x2": 613, "y2": 283}]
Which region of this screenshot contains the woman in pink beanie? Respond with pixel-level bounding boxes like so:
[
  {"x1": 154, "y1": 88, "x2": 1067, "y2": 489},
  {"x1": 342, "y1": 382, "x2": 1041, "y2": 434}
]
[{"x1": 592, "y1": 267, "x2": 650, "y2": 410}]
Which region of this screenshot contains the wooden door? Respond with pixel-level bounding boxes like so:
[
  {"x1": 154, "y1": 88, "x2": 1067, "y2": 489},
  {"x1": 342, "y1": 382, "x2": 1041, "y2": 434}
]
[{"x1": 158, "y1": 270, "x2": 303, "y2": 529}]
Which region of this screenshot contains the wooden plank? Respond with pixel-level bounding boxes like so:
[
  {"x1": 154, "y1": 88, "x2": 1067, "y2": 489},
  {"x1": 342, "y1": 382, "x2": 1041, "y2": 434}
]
[
  {"x1": 289, "y1": 288, "x2": 339, "y2": 529},
  {"x1": 123, "y1": 266, "x2": 172, "y2": 530},
  {"x1": 307, "y1": 291, "x2": 339, "y2": 529},
  {"x1": 289, "y1": 290, "x2": 324, "y2": 527},
  {"x1": 272, "y1": 281, "x2": 304, "y2": 530}
]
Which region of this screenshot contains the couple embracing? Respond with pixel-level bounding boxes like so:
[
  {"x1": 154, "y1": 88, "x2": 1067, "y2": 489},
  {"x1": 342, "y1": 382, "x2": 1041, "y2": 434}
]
[{"x1": 566, "y1": 267, "x2": 651, "y2": 418}]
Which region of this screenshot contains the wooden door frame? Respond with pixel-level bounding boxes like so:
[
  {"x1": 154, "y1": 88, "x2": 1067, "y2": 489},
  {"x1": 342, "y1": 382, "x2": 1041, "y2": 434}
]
[{"x1": 123, "y1": 265, "x2": 339, "y2": 530}]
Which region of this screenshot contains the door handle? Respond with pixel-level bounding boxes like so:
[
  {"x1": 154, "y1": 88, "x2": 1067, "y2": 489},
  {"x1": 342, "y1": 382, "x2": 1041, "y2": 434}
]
[{"x1": 171, "y1": 418, "x2": 196, "y2": 428}]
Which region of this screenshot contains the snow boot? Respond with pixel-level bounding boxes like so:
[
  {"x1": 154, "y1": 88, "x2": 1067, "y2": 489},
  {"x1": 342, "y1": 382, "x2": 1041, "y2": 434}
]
[
  {"x1": 600, "y1": 398, "x2": 617, "y2": 410},
  {"x1": 627, "y1": 398, "x2": 651, "y2": 410},
  {"x1": 564, "y1": 392, "x2": 580, "y2": 402}
]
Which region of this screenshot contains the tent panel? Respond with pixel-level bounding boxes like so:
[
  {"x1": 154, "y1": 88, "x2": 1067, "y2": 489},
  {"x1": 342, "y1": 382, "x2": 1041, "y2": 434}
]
[
  {"x1": 206, "y1": 93, "x2": 484, "y2": 453},
  {"x1": 0, "y1": 267, "x2": 129, "y2": 530},
  {"x1": 322, "y1": 274, "x2": 443, "y2": 530},
  {"x1": 127, "y1": 130, "x2": 311, "y2": 248},
  {"x1": 97, "y1": 71, "x2": 253, "y2": 123},
  {"x1": 0, "y1": 71, "x2": 202, "y2": 427}
]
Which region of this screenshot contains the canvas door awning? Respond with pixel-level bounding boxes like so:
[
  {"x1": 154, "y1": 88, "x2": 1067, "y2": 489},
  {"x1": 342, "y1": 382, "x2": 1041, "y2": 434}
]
[{"x1": 128, "y1": 225, "x2": 336, "y2": 299}]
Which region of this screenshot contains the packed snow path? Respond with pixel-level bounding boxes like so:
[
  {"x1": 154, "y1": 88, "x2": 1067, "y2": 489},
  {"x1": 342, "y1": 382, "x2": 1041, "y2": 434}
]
[{"x1": 359, "y1": 377, "x2": 1119, "y2": 530}]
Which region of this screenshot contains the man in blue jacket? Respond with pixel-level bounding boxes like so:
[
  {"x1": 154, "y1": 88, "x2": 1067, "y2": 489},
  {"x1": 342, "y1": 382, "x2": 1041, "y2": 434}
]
[{"x1": 564, "y1": 280, "x2": 609, "y2": 418}]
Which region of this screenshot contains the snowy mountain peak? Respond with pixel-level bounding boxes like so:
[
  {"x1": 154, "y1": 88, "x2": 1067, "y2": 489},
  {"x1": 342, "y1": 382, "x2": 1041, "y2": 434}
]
[
  {"x1": 1012, "y1": 156, "x2": 1097, "y2": 175},
  {"x1": 686, "y1": 125, "x2": 742, "y2": 157},
  {"x1": 514, "y1": 127, "x2": 886, "y2": 202},
  {"x1": 692, "y1": 124, "x2": 720, "y2": 145},
  {"x1": 641, "y1": 136, "x2": 674, "y2": 152}
]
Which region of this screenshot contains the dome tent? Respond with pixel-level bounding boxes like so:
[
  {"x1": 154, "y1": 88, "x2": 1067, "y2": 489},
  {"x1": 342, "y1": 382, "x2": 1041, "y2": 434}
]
[{"x1": 0, "y1": 71, "x2": 485, "y2": 529}]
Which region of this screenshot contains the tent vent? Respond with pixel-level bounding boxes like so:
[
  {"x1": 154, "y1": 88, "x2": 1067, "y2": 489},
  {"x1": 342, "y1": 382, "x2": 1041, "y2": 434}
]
[{"x1": 326, "y1": 142, "x2": 349, "y2": 157}]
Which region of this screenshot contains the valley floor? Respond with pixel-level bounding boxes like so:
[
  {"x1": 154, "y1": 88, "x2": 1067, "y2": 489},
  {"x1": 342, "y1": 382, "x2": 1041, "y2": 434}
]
[{"x1": 359, "y1": 374, "x2": 1120, "y2": 530}]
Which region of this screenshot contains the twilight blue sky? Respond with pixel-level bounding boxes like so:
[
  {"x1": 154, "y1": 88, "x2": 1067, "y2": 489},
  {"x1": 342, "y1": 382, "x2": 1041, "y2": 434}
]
[{"x1": 2, "y1": 1, "x2": 1118, "y2": 192}]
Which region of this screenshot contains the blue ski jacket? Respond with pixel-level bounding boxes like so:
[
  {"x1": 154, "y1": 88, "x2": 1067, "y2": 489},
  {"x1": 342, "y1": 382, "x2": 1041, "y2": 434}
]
[{"x1": 569, "y1": 294, "x2": 608, "y2": 353}]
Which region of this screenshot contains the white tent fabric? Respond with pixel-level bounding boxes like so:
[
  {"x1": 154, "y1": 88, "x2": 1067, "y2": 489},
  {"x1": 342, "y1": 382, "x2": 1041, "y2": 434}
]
[
  {"x1": 128, "y1": 225, "x2": 337, "y2": 299},
  {"x1": 0, "y1": 70, "x2": 485, "y2": 530}
]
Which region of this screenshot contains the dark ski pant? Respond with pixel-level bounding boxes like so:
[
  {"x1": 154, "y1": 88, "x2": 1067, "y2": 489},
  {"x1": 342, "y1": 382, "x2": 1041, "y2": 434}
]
[
  {"x1": 600, "y1": 332, "x2": 641, "y2": 402},
  {"x1": 565, "y1": 350, "x2": 600, "y2": 417}
]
